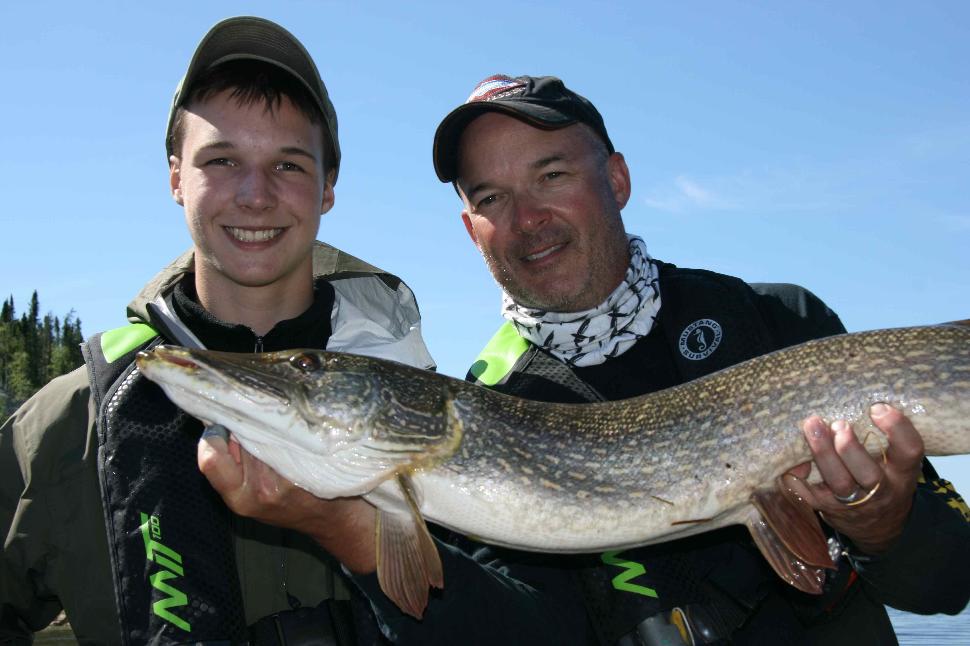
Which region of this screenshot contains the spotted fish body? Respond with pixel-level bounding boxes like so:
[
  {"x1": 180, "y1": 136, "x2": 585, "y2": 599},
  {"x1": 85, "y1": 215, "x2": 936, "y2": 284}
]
[
  {"x1": 410, "y1": 323, "x2": 970, "y2": 551},
  {"x1": 137, "y1": 322, "x2": 970, "y2": 613}
]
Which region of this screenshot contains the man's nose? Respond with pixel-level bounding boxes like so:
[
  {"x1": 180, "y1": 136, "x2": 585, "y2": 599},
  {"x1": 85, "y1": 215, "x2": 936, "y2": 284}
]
[
  {"x1": 511, "y1": 193, "x2": 550, "y2": 232},
  {"x1": 235, "y1": 167, "x2": 277, "y2": 211}
]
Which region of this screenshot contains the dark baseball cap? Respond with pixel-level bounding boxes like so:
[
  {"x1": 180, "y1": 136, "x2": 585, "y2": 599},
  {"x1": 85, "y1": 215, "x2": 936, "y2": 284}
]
[
  {"x1": 165, "y1": 16, "x2": 341, "y2": 182},
  {"x1": 433, "y1": 74, "x2": 614, "y2": 183}
]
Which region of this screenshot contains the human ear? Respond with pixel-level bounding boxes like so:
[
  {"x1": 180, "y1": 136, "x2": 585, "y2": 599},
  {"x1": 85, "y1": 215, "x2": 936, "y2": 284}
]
[
  {"x1": 169, "y1": 156, "x2": 184, "y2": 206},
  {"x1": 461, "y1": 212, "x2": 480, "y2": 246},
  {"x1": 319, "y1": 169, "x2": 337, "y2": 214},
  {"x1": 607, "y1": 152, "x2": 631, "y2": 210}
]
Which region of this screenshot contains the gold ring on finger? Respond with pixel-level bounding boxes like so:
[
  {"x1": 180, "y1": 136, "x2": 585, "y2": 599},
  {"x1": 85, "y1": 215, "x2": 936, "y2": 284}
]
[{"x1": 844, "y1": 480, "x2": 881, "y2": 507}]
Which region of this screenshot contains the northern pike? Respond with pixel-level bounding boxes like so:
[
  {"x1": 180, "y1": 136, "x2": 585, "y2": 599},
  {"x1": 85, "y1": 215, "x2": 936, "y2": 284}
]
[{"x1": 136, "y1": 322, "x2": 970, "y2": 618}]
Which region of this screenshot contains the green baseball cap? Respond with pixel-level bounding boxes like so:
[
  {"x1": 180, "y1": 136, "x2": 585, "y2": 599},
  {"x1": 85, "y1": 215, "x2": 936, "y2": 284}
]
[{"x1": 165, "y1": 16, "x2": 340, "y2": 182}]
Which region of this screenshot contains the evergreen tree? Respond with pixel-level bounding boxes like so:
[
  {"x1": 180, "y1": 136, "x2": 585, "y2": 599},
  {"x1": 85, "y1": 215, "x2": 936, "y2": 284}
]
[
  {"x1": 18, "y1": 291, "x2": 42, "y2": 393},
  {"x1": 0, "y1": 292, "x2": 84, "y2": 418},
  {"x1": 41, "y1": 314, "x2": 54, "y2": 384},
  {"x1": 0, "y1": 296, "x2": 19, "y2": 396},
  {"x1": 8, "y1": 350, "x2": 34, "y2": 403},
  {"x1": 50, "y1": 313, "x2": 84, "y2": 378}
]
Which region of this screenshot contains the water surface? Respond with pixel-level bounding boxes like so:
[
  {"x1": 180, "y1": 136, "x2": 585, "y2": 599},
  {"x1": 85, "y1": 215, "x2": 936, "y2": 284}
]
[{"x1": 888, "y1": 606, "x2": 970, "y2": 645}]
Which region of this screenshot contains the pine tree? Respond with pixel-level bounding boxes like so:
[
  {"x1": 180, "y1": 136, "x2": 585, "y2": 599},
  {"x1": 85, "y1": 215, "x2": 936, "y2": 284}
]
[
  {"x1": 0, "y1": 296, "x2": 18, "y2": 397},
  {"x1": 0, "y1": 296, "x2": 12, "y2": 324},
  {"x1": 50, "y1": 312, "x2": 84, "y2": 378},
  {"x1": 8, "y1": 350, "x2": 34, "y2": 403},
  {"x1": 41, "y1": 314, "x2": 54, "y2": 384},
  {"x1": 18, "y1": 291, "x2": 42, "y2": 393},
  {"x1": 1, "y1": 292, "x2": 85, "y2": 417}
]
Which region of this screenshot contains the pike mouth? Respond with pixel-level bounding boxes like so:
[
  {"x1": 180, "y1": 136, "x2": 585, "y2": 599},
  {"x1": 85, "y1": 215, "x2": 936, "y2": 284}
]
[
  {"x1": 138, "y1": 347, "x2": 290, "y2": 406},
  {"x1": 137, "y1": 347, "x2": 314, "y2": 467},
  {"x1": 137, "y1": 347, "x2": 196, "y2": 372},
  {"x1": 225, "y1": 226, "x2": 284, "y2": 243}
]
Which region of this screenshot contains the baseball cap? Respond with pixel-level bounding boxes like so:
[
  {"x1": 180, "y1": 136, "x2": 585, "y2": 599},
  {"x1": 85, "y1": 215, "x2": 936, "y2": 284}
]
[
  {"x1": 165, "y1": 16, "x2": 340, "y2": 181},
  {"x1": 432, "y1": 74, "x2": 614, "y2": 183}
]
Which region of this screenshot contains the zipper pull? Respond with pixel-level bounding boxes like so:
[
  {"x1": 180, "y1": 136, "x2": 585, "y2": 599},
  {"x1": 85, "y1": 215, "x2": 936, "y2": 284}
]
[{"x1": 254, "y1": 335, "x2": 264, "y2": 353}]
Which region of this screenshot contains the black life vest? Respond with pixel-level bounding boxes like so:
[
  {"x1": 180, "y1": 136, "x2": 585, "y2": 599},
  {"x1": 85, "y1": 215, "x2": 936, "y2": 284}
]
[
  {"x1": 83, "y1": 323, "x2": 248, "y2": 643},
  {"x1": 469, "y1": 263, "x2": 779, "y2": 396}
]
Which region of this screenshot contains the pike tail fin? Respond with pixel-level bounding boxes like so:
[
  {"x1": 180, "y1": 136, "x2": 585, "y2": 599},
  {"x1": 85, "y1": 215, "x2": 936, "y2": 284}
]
[
  {"x1": 745, "y1": 489, "x2": 834, "y2": 595},
  {"x1": 375, "y1": 474, "x2": 443, "y2": 619}
]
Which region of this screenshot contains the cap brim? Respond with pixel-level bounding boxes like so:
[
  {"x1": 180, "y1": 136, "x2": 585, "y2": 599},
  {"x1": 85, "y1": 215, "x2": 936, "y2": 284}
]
[
  {"x1": 433, "y1": 100, "x2": 578, "y2": 183},
  {"x1": 184, "y1": 17, "x2": 319, "y2": 90},
  {"x1": 166, "y1": 17, "x2": 340, "y2": 180}
]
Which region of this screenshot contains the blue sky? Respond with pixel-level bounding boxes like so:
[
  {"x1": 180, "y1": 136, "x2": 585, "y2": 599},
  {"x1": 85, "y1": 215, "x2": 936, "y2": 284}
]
[{"x1": 2, "y1": 4, "x2": 968, "y2": 496}]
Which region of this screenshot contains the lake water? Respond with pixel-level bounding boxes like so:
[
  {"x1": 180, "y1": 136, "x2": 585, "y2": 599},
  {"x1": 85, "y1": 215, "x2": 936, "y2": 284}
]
[{"x1": 888, "y1": 607, "x2": 970, "y2": 645}]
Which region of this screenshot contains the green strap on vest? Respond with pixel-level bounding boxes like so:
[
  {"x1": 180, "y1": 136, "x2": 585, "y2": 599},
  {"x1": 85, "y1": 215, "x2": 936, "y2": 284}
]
[
  {"x1": 101, "y1": 323, "x2": 158, "y2": 363},
  {"x1": 468, "y1": 322, "x2": 530, "y2": 386}
]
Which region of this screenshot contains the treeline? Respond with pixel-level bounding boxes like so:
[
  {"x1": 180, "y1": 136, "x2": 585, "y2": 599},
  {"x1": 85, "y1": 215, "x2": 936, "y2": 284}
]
[{"x1": 1, "y1": 292, "x2": 84, "y2": 417}]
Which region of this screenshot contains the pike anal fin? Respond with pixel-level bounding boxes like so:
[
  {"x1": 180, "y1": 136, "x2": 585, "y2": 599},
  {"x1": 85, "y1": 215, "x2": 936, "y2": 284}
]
[
  {"x1": 375, "y1": 474, "x2": 443, "y2": 619},
  {"x1": 745, "y1": 489, "x2": 834, "y2": 595}
]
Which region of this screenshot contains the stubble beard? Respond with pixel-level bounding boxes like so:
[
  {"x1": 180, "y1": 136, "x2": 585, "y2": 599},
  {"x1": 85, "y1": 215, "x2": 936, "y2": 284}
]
[
  {"x1": 482, "y1": 246, "x2": 598, "y2": 313},
  {"x1": 482, "y1": 214, "x2": 629, "y2": 314}
]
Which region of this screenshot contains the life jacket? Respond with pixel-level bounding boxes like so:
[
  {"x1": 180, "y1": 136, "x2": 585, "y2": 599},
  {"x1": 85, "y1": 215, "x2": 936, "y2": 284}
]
[
  {"x1": 470, "y1": 263, "x2": 778, "y2": 393},
  {"x1": 81, "y1": 253, "x2": 431, "y2": 645},
  {"x1": 467, "y1": 263, "x2": 856, "y2": 645},
  {"x1": 83, "y1": 323, "x2": 250, "y2": 643}
]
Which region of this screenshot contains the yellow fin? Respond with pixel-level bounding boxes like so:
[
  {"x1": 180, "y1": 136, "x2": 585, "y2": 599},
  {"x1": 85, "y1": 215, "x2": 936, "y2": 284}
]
[{"x1": 375, "y1": 474, "x2": 443, "y2": 619}]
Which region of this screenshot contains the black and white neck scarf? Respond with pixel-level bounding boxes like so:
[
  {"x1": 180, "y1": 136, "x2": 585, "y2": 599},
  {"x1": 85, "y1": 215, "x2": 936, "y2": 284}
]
[{"x1": 502, "y1": 235, "x2": 661, "y2": 367}]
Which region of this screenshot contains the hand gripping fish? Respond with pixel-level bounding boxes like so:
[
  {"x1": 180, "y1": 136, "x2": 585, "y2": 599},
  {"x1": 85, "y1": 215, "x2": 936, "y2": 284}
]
[{"x1": 136, "y1": 322, "x2": 970, "y2": 619}]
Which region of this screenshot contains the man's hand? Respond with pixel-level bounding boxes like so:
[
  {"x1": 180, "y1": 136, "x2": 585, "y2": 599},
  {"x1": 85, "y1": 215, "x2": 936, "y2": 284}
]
[
  {"x1": 782, "y1": 403, "x2": 925, "y2": 555},
  {"x1": 197, "y1": 428, "x2": 378, "y2": 574}
]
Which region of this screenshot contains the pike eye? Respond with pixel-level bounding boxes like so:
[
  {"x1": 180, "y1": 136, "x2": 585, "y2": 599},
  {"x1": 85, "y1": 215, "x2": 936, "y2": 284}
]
[{"x1": 290, "y1": 353, "x2": 321, "y2": 373}]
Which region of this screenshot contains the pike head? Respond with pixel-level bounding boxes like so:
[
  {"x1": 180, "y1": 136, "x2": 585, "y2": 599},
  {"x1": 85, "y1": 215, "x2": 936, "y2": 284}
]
[{"x1": 136, "y1": 345, "x2": 462, "y2": 499}]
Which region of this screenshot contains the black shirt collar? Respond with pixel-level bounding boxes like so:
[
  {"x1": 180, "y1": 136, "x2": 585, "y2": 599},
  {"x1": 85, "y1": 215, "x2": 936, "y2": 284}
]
[{"x1": 171, "y1": 275, "x2": 335, "y2": 353}]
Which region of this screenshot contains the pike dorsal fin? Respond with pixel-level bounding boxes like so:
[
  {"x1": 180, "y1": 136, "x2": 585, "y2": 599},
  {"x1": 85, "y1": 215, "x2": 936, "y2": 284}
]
[
  {"x1": 375, "y1": 474, "x2": 444, "y2": 619},
  {"x1": 744, "y1": 491, "x2": 833, "y2": 595}
]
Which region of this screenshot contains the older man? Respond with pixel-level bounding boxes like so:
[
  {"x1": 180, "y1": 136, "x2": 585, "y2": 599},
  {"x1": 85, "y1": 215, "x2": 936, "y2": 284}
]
[{"x1": 427, "y1": 74, "x2": 970, "y2": 644}]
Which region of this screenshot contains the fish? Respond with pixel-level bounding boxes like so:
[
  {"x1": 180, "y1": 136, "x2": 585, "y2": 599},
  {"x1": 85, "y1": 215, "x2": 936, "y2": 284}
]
[{"x1": 135, "y1": 321, "x2": 970, "y2": 619}]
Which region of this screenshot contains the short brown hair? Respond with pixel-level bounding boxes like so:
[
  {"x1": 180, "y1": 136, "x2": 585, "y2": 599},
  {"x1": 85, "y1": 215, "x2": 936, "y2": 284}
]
[{"x1": 168, "y1": 59, "x2": 332, "y2": 171}]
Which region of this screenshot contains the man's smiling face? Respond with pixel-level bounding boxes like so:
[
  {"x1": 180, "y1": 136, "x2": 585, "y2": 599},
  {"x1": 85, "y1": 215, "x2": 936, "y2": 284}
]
[
  {"x1": 170, "y1": 89, "x2": 333, "y2": 301},
  {"x1": 457, "y1": 112, "x2": 631, "y2": 312}
]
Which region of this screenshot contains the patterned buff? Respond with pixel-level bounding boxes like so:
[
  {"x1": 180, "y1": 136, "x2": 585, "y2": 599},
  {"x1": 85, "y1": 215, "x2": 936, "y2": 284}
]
[{"x1": 502, "y1": 236, "x2": 661, "y2": 367}]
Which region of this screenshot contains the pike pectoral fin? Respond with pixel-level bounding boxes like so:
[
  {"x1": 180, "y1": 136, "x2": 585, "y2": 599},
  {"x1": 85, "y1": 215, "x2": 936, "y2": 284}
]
[
  {"x1": 375, "y1": 474, "x2": 443, "y2": 619},
  {"x1": 743, "y1": 500, "x2": 830, "y2": 595}
]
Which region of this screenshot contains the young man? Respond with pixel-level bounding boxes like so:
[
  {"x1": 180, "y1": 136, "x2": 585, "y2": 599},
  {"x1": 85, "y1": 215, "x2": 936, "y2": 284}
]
[
  {"x1": 0, "y1": 17, "x2": 432, "y2": 644},
  {"x1": 426, "y1": 74, "x2": 970, "y2": 644}
]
